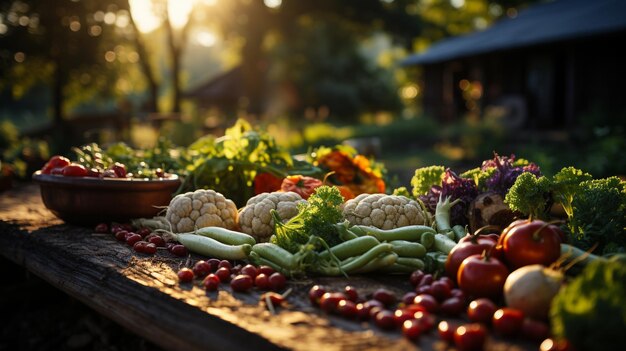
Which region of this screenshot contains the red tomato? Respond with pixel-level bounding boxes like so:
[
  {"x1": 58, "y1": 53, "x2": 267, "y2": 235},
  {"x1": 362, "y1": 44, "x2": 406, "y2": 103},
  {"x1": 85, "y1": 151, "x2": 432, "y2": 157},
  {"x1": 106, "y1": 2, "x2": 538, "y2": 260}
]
[
  {"x1": 111, "y1": 162, "x2": 127, "y2": 178},
  {"x1": 454, "y1": 323, "x2": 487, "y2": 351},
  {"x1": 280, "y1": 175, "x2": 323, "y2": 200},
  {"x1": 253, "y1": 172, "x2": 284, "y2": 195},
  {"x1": 467, "y1": 298, "x2": 497, "y2": 324},
  {"x1": 457, "y1": 253, "x2": 509, "y2": 299},
  {"x1": 41, "y1": 155, "x2": 70, "y2": 174},
  {"x1": 458, "y1": 233, "x2": 498, "y2": 245},
  {"x1": 521, "y1": 318, "x2": 550, "y2": 342},
  {"x1": 492, "y1": 308, "x2": 524, "y2": 336},
  {"x1": 445, "y1": 240, "x2": 495, "y2": 283},
  {"x1": 500, "y1": 219, "x2": 562, "y2": 269},
  {"x1": 62, "y1": 163, "x2": 88, "y2": 177}
]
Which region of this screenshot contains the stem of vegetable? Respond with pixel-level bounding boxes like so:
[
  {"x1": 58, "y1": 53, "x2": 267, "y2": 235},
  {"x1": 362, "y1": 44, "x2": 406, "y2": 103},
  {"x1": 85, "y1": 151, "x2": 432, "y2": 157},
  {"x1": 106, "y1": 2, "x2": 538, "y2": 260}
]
[{"x1": 435, "y1": 195, "x2": 461, "y2": 235}]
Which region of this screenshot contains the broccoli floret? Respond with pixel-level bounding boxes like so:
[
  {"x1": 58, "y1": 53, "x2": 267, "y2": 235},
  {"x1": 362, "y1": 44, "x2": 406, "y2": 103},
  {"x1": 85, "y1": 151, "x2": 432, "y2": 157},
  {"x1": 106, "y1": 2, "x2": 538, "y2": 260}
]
[
  {"x1": 567, "y1": 177, "x2": 626, "y2": 255},
  {"x1": 550, "y1": 258, "x2": 626, "y2": 351},
  {"x1": 460, "y1": 167, "x2": 495, "y2": 191},
  {"x1": 411, "y1": 165, "x2": 445, "y2": 197},
  {"x1": 551, "y1": 167, "x2": 593, "y2": 218},
  {"x1": 392, "y1": 186, "x2": 412, "y2": 198},
  {"x1": 504, "y1": 172, "x2": 552, "y2": 220}
]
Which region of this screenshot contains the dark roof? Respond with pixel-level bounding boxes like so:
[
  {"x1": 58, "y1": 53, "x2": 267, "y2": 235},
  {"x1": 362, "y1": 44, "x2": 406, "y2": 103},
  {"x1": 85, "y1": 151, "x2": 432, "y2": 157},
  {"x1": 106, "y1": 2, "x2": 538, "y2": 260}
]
[
  {"x1": 402, "y1": 0, "x2": 626, "y2": 65},
  {"x1": 184, "y1": 66, "x2": 243, "y2": 102}
]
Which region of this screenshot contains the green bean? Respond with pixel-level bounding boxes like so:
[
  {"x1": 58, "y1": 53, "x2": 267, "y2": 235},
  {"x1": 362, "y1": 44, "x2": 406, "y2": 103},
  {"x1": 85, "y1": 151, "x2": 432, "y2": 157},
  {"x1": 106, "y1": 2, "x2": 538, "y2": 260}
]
[
  {"x1": 251, "y1": 243, "x2": 296, "y2": 270},
  {"x1": 390, "y1": 240, "x2": 427, "y2": 258},
  {"x1": 396, "y1": 257, "x2": 426, "y2": 270},
  {"x1": 318, "y1": 236, "x2": 381, "y2": 261},
  {"x1": 420, "y1": 231, "x2": 435, "y2": 250},
  {"x1": 350, "y1": 252, "x2": 398, "y2": 274},
  {"x1": 176, "y1": 233, "x2": 251, "y2": 260},
  {"x1": 433, "y1": 233, "x2": 458, "y2": 254},
  {"x1": 191, "y1": 226, "x2": 256, "y2": 246},
  {"x1": 452, "y1": 225, "x2": 467, "y2": 242},
  {"x1": 342, "y1": 243, "x2": 394, "y2": 273},
  {"x1": 351, "y1": 225, "x2": 436, "y2": 242}
]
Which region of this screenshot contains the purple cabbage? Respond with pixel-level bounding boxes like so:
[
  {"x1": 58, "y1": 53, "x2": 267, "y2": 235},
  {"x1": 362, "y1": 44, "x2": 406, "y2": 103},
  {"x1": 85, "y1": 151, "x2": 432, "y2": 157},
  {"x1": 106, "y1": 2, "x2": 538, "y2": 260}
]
[
  {"x1": 420, "y1": 169, "x2": 478, "y2": 226},
  {"x1": 483, "y1": 154, "x2": 541, "y2": 196}
]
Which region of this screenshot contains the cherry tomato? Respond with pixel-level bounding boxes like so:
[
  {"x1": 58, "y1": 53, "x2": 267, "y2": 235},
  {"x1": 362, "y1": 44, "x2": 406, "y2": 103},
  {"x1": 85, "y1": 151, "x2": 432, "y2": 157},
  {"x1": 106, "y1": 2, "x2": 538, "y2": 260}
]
[
  {"x1": 521, "y1": 318, "x2": 550, "y2": 342},
  {"x1": 445, "y1": 240, "x2": 495, "y2": 282},
  {"x1": 280, "y1": 175, "x2": 323, "y2": 200},
  {"x1": 540, "y1": 338, "x2": 573, "y2": 351},
  {"x1": 230, "y1": 274, "x2": 253, "y2": 292},
  {"x1": 337, "y1": 300, "x2": 357, "y2": 319},
  {"x1": 111, "y1": 162, "x2": 127, "y2": 178},
  {"x1": 492, "y1": 308, "x2": 524, "y2": 336},
  {"x1": 431, "y1": 280, "x2": 452, "y2": 301},
  {"x1": 177, "y1": 268, "x2": 194, "y2": 283},
  {"x1": 254, "y1": 273, "x2": 270, "y2": 290},
  {"x1": 467, "y1": 298, "x2": 497, "y2": 324},
  {"x1": 308, "y1": 285, "x2": 327, "y2": 305},
  {"x1": 62, "y1": 163, "x2": 88, "y2": 177},
  {"x1": 86, "y1": 168, "x2": 102, "y2": 177},
  {"x1": 457, "y1": 253, "x2": 509, "y2": 299},
  {"x1": 41, "y1": 155, "x2": 71, "y2": 174},
  {"x1": 374, "y1": 310, "x2": 396, "y2": 330},
  {"x1": 372, "y1": 288, "x2": 396, "y2": 306},
  {"x1": 412, "y1": 294, "x2": 439, "y2": 313},
  {"x1": 454, "y1": 323, "x2": 487, "y2": 351},
  {"x1": 402, "y1": 319, "x2": 422, "y2": 340},
  {"x1": 439, "y1": 297, "x2": 465, "y2": 316},
  {"x1": 499, "y1": 219, "x2": 562, "y2": 269},
  {"x1": 438, "y1": 320, "x2": 458, "y2": 343},
  {"x1": 409, "y1": 270, "x2": 425, "y2": 287}
]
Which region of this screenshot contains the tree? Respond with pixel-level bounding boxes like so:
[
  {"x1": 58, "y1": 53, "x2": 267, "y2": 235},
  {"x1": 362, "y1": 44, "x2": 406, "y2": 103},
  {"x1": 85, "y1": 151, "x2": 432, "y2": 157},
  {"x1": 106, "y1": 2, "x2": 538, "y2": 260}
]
[{"x1": 0, "y1": 0, "x2": 128, "y2": 126}]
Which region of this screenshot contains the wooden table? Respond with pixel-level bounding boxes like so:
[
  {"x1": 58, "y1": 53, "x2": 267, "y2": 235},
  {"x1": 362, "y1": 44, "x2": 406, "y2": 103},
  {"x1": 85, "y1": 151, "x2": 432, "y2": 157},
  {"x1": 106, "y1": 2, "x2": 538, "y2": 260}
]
[{"x1": 0, "y1": 183, "x2": 533, "y2": 351}]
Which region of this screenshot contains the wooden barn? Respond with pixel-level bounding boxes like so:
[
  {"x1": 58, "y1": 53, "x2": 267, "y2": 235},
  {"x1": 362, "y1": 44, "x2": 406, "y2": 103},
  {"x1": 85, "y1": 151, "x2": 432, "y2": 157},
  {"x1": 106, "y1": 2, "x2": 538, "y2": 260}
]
[{"x1": 402, "y1": 0, "x2": 626, "y2": 130}]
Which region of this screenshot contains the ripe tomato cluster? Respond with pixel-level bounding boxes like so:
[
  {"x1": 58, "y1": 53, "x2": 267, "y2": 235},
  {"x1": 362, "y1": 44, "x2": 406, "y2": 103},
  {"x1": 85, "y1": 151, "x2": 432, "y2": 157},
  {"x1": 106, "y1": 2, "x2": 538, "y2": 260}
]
[
  {"x1": 448, "y1": 219, "x2": 564, "y2": 301},
  {"x1": 41, "y1": 155, "x2": 130, "y2": 178},
  {"x1": 307, "y1": 267, "x2": 559, "y2": 350},
  {"x1": 177, "y1": 260, "x2": 288, "y2": 297}
]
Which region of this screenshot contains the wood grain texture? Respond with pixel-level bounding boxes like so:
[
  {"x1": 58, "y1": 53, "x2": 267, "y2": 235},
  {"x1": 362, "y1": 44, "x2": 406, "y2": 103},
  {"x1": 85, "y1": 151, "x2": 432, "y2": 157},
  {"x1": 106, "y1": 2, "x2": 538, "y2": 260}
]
[{"x1": 0, "y1": 184, "x2": 533, "y2": 351}]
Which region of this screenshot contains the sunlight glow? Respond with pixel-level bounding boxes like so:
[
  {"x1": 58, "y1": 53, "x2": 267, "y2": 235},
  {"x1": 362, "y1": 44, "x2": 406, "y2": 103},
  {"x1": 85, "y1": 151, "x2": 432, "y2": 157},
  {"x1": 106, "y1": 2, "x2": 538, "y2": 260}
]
[
  {"x1": 130, "y1": 0, "x2": 198, "y2": 33},
  {"x1": 264, "y1": 0, "x2": 282, "y2": 9},
  {"x1": 450, "y1": 0, "x2": 465, "y2": 9},
  {"x1": 195, "y1": 31, "x2": 217, "y2": 47},
  {"x1": 129, "y1": 0, "x2": 161, "y2": 33}
]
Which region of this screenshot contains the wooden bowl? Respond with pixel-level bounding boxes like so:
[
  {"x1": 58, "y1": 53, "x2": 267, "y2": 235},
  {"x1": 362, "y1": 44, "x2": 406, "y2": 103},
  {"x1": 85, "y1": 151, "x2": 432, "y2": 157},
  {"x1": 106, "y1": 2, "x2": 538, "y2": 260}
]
[{"x1": 32, "y1": 171, "x2": 181, "y2": 225}]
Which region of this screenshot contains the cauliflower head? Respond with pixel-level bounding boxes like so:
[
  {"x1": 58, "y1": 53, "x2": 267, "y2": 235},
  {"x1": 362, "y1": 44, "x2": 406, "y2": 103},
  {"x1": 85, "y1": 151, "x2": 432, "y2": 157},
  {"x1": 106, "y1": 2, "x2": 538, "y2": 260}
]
[
  {"x1": 238, "y1": 191, "x2": 306, "y2": 242},
  {"x1": 343, "y1": 193, "x2": 429, "y2": 229},
  {"x1": 166, "y1": 189, "x2": 238, "y2": 233}
]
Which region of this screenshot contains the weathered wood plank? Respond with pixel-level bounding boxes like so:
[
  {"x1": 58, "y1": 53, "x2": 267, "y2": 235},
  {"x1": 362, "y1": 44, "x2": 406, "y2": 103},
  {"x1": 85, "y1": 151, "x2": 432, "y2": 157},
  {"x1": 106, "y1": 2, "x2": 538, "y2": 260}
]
[{"x1": 0, "y1": 184, "x2": 534, "y2": 351}]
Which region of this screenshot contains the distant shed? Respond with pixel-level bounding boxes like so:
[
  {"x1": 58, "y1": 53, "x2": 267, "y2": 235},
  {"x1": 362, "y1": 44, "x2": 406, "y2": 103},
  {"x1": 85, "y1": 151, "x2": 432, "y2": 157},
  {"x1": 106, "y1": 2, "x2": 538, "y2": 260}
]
[{"x1": 402, "y1": 0, "x2": 626, "y2": 130}]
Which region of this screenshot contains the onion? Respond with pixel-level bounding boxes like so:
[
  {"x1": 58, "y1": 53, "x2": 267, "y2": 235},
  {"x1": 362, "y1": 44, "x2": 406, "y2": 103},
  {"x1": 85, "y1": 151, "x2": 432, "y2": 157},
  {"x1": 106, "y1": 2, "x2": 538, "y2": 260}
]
[{"x1": 503, "y1": 264, "x2": 563, "y2": 320}]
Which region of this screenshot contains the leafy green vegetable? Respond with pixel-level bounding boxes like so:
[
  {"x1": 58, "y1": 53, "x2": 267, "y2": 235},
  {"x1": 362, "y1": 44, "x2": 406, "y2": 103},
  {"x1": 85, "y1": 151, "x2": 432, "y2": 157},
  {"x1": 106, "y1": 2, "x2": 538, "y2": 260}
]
[
  {"x1": 567, "y1": 177, "x2": 626, "y2": 255},
  {"x1": 392, "y1": 186, "x2": 411, "y2": 198},
  {"x1": 550, "y1": 258, "x2": 626, "y2": 351},
  {"x1": 551, "y1": 166, "x2": 593, "y2": 218},
  {"x1": 271, "y1": 186, "x2": 345, "y2": 253},
  {"x1": 179, "y1": 119, "x2": 321, "y2": 207},
  {"x1": 411, "y1": 165, "x2": 445, "y2": 197},
  {"x1": 504, "y1": 172, "x2": 552, "y2": 220}
]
